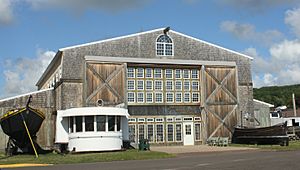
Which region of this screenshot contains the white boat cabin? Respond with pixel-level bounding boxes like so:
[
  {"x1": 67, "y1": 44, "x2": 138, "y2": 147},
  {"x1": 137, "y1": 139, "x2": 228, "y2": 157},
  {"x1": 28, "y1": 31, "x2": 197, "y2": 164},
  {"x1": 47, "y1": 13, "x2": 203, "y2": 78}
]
[{"x1": 55, "y1": 107, "x2": 129, "y2": 152}]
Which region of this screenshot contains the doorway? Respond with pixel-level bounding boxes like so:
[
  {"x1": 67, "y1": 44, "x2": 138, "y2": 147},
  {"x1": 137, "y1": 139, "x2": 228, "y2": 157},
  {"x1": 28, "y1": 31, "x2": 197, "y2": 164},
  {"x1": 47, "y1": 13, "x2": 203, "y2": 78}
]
[{"x1": 183, "y1": 122, "x2": 194, "y2": 145}]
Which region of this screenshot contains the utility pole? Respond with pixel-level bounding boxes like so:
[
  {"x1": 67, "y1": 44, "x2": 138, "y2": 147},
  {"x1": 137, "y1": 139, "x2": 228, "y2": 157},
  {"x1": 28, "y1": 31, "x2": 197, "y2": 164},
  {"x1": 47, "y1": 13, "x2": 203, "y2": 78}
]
[
  {"x1": 293, "y1": 93, "x2": 297, "y2": 117},
  {"x1": 292, "y1": 93, "x2": 297, "y2": 137}
]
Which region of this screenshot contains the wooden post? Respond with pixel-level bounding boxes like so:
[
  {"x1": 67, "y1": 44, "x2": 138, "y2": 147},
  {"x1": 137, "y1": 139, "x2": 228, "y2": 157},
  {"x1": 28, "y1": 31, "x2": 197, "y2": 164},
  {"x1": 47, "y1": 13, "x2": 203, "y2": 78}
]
[{"x1": 21, "y1": 113, "x2": 39, "y2": 158}]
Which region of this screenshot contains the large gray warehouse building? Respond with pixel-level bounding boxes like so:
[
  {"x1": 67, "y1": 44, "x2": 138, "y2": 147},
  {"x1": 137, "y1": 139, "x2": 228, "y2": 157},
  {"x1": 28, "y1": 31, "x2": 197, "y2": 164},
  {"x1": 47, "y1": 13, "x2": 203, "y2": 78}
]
[{"x1": 0, "y1": 27, "x2": 254, "y2": 150}]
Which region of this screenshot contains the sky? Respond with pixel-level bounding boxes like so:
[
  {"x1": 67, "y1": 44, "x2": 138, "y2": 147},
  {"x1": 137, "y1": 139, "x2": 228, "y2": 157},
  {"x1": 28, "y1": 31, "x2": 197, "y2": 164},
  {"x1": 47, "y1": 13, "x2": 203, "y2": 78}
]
[{"x1": 1, "y1": 0, "x2": 300, "y2": 99}]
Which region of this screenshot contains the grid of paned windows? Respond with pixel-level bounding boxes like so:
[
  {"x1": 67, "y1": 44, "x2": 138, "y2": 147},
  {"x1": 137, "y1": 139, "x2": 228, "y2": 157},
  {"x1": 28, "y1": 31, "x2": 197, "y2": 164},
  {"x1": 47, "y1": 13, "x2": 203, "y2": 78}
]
[{"x1": 127, "y1": 67, "x2": 200, "y2": 105}]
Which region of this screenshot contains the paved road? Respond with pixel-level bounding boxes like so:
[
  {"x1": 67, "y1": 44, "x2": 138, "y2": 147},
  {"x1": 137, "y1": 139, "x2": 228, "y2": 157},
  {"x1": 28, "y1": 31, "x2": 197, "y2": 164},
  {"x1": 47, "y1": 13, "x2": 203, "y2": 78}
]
[{"x1": 7, "y1": 150, "x2": 300, "y2": 170}]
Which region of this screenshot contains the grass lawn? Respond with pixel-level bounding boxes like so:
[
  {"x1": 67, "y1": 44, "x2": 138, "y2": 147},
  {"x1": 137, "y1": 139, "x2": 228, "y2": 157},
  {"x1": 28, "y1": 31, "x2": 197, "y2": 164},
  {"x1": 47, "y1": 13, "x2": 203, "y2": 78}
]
[
  {"x1": 230, "y1": 140, "x2": 300, "y2": 151},
  {"x1": 0, "y1": 149, "x2": 175, "y2": 165}
]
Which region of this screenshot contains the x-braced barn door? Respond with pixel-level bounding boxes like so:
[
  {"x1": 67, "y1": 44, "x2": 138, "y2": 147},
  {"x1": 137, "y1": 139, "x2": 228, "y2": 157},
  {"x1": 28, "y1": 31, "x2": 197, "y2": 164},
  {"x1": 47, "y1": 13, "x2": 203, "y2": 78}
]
[
  {"x1": 85, "y1": 63, "x2": 125, "y2": 106},
  {"x1": 203, "y1": 66, "x2": 238, "y2": 139}
]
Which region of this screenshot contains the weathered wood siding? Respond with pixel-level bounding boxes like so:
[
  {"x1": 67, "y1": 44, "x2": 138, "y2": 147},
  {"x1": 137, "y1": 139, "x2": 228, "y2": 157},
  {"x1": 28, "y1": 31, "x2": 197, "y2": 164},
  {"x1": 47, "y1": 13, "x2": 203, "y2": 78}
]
[
  {"x1": 85, "y1": 63, "x2": 125, "y2": 106},
  {"x1": 202, "y1": 66, "x2": 238, "y2": 139}
]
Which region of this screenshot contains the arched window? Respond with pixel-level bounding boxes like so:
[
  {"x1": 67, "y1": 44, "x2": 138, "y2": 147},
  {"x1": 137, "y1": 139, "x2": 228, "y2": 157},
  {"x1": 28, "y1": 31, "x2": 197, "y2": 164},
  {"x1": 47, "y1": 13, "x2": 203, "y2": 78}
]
[{"x1": 156, "y1": 34, "x2": 173, "y2": 56}]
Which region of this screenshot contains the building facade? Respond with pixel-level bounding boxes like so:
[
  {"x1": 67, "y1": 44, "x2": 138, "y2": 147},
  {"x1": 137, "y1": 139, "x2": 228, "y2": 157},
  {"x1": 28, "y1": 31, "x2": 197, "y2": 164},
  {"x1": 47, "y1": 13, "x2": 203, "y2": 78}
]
[{"x1": 0, "y1": 27, "x2": 254, "y2": 150}]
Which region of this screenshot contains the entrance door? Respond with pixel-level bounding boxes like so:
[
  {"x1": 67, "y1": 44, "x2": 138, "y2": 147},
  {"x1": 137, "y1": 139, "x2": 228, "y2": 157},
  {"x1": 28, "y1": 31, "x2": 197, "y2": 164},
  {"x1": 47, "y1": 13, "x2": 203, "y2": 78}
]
[{"x1": 183, "y1": 122, "x2": 194, "y2": 145}]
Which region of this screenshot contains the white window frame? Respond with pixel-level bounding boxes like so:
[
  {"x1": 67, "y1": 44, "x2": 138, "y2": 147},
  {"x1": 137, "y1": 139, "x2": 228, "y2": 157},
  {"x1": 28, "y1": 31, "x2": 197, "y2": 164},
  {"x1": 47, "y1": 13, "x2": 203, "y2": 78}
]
[
  {"x1": 165, "y1": 80, "x2": 173, "y2": 91},
  {"x1": 191, "y1": 69, "x2": 199, "y2": 79},
  {"x1": 128, "y1": 118, "x2": 136, "y2": 122},
  {"x1": 175, "y1": 69, "x2": 182, "y2": 79},
  {"x1": 138, "y1": 118, "x2": 145, "y2": 122},
  {"x1": 137, "y1": 92, "x2": 144, "y2": 103},
  {"x1": 128, "y1": 124, "x2": 136, "y2": 143},
  {"x1": 145, "y1": 80, "x2": 153, "y2": 91},
  {"x1": 166, "y1": 92, "x2": 174, "y2": 103},
  {"x1": 167, "y1": 124, "x2": 174, "y2": 142},
  {"x1": 127, "y1": 80, "x2": 135, "y2": 90},
  {"x1": 156, "y1": 34, "x2": 173, "y2": 56},
  {"x1": 175, "y1": 117, "x2": 182, "y2": 122},
  {"x1": 136, "y1": 68, "x2": 144, "y2": 78},
  {"x1": 184, "y1": 81, "x2": 190, "y2": 91},
  {"x1": 175, "y1": 123, "x2": 182, "y2": 142},
  {"x1": 154, "y1": 68, "x2": 162, "y2": 79},
  {"x1": 183, "y1": 69, "x2": 190, "y2": 79},
  {"x1": 192, "y1": 92, "x2": 200, "y2": 103},
  {"x1": 145, "y1": 68, "x2": 153, "y2": 78},
  {"x1": 147, "y1": 118, "x2": 154, "y2": 122},
  {"x1": 127, "y1": 68, "x2": 135, "y2": 78},
  {"x1": 166, "y1": 117, "x2": 174, "y2": 122},
  {"x1": 184, "y1": 92, "x2": 190, "y2": 103},
  {"x1": 155, "y1": 118, "x2": 164, "y2": 122},
  {"x1": 137, "y1": 80, "x2": 144, "y2": 90},
  {"x1": 165, "y1": 69, "x2": 173, "y2": 79},
  {"x1": 155, "y1": 92, "x2": 163, "y2": 103},
  {"x1": 138, "y1": 124, "x2": 146, "y2": 141},
  {"x1": 154, "y1": 80, "x2": 163, "y2": 91},
  {"x1": 147, "y1": 124, "x2": 155, "y2": 143},
  {"x1": 194, "y1": 117, "x2": 201, "y2": 121},
  {"x1": 195, "y1": 123, "x2": 201, "y2": 141},
  {"x1": 156, "y1": 124, "x2": 164, "y2": 143},
  {"x1": 146, "y1": 92, "x2": 153, "y2": 103},
  {"x1": 191, "y1": 81, "x2": 199, "y2": 91},
  {"x1": 175, "y1": 92, "x2": 182, "y2": 103},
  {"x1": 183, "y1": 117, "x2": 193, "y2": 121},
  {"x1": 175, "y1": 81, "x2": 182, "y2": 91},
  {"x1": 127, "y1": 92, "x2": 135, "y2": 103}
]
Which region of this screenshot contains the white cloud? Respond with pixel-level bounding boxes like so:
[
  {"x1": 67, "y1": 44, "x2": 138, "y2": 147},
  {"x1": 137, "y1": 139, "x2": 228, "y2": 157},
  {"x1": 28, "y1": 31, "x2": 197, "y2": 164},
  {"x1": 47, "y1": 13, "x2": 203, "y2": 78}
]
[
  {"x1": 219, "y1": 0, "x2": 299, "y2": 12},
  {"x1": 249, "y1": 39, "x2": 300, "y2": 87},
  {"x1": 220, "y1": 21, "x2": 283, "y2": 46},
  {"x1": 270, "y1": 39, "x2": 300, "y2": 62},
  {"x1": 285, "y1": 8, "x2": 300, "y2": 38},
  {"x1": 25, "y1": 0, "x2": 151, "y2": 13},
  {"x1": 0, "y1": 0, "x2": 14, "y2": 25},
  {"x1": 2, "y1": 50, "x2": 55, "y2": 98}
]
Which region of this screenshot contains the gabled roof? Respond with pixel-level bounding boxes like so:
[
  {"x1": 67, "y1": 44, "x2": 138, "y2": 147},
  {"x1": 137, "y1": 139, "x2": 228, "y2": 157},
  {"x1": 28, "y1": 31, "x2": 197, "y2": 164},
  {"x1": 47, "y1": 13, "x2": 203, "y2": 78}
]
[
  {"x1": 59, "y1": 27, "x2": 253, "y2": 60},
  {"x1": 253, "y1": 99, "x2": 274, "y2": 108},
  {"x1": 0, "y1": 88, "x2": 54, "y2": 103}
]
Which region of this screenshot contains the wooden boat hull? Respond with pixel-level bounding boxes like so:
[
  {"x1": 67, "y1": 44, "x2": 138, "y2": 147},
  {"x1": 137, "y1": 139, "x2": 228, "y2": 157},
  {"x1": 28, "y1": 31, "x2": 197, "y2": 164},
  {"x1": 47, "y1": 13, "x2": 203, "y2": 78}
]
[
  {"x1": 232, "y1": 122, "x2": 289, "y2": 145},
  {"x1": 0, "y1": 107, "x2": 45, "y2": 149}
]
